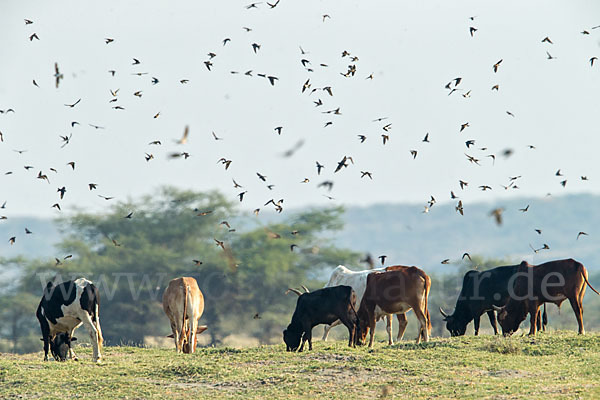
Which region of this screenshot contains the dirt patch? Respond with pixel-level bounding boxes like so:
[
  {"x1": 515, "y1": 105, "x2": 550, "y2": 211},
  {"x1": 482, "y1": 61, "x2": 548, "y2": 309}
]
[
  {"x1": 305, "y1": 353, "x2": 357, "y2": 362},
  {"x1": 486, "y1": 369, "x2": 532, "y2": 378}
]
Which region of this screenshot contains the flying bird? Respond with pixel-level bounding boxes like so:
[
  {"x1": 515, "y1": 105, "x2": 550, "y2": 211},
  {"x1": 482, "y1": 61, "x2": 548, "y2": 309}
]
[
  {"x1": 455, "y1": 200, "x2": 464, "y2": 215},
  {"x1": 489, "y1": 208, "x2": 504, "y2": 225},
  {"x1": 176, "y1": 126, "x2": 189, "y2": 144},
  {"x1": 493, "y1": 59, "x2": 503, "y2": 73},
  {"x1": 64, "y1": 99, "x2": 81, "y2": 108},
  {"x1": 577, "y1": 231, "x2": 588, "y2": 240}
]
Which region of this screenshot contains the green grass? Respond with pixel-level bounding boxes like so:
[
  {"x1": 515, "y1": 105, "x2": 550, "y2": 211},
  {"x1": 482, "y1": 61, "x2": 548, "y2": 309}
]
[{"x1": 1, "y1": 332, "x2": 599, "y2": 399}]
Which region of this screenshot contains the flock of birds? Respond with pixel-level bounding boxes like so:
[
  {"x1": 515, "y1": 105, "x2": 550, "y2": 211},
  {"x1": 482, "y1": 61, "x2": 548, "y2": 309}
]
[{"x1": 1, "y1": 3, "x2": 600, "y2": 269}]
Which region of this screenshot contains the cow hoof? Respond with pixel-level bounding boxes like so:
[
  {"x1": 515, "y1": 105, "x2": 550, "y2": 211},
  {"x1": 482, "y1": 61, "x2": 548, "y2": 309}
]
[{"x1": 73, "y1": 357, "x2": 79, "y2": 361}]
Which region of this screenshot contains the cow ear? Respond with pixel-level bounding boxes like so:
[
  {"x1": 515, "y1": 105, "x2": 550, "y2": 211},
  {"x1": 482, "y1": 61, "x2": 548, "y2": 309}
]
[
  {"x1": 196, "y1": 325, "x2": 208, "y2": 334},
  {"x1": 71, "y1": 337, "x2": 77, "y2": 342},
  {"x1": 40, "y1": 338, "x2": 44, "y2": 341},
  {"x1": 166, "y1": 334, "x2": 174, "y2": 338}
]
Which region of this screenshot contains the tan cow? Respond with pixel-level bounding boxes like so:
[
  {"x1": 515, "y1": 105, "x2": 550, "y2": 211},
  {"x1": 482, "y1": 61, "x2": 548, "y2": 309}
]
[{"x1": 162, "y1": 277, "x2": 207, "y2": 353}]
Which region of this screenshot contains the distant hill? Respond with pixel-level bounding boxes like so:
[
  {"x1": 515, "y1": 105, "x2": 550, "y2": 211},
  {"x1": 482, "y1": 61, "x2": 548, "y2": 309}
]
[
  {"x1": 335, "y1": 193, "x2": 599, "y2": 273},
  {"x1": 2, "y1": 193, "x2": 599, "y2": 272}
]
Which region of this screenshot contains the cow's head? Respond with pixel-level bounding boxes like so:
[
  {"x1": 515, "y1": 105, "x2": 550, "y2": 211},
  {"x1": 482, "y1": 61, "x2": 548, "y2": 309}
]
[
  {"x1": 496, "y1": 302, "x2": 527, "y2": 336},
  {"x1": 439, "y1": 308, "x2": 467, "y2": 337},
  {"x1": 354, "y1": 316, "x2": 370, "y2": 346},
  {"x1": 167, "y1": 325, "x2": 207, "y2": 354},
  {"x1": 50, "y1": 333, "x2": 76, "y2": 361},
  {"x1": 283, "y1": 327, "x2": 301, "y2": 351}
]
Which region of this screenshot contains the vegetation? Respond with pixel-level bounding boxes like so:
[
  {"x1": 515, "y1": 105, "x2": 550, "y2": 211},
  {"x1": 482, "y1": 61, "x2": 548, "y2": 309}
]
[{"x1": 1, "y1": 332, "x2": 599, "y2": 399}]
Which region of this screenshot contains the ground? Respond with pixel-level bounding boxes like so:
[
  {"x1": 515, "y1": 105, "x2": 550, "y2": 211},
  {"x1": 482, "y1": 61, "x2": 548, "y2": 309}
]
[{"x1": 1, "y1": 332, "x2": 598, "y2": 399}]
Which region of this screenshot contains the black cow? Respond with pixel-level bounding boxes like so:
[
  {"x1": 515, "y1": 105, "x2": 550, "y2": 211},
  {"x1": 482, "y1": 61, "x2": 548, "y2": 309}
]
[
  {"x1": 36, "y1": 278, "x2": 103, "y2": 362},
  {"x1": 440, "y1": 265, "x2": 547, "y2": 336},
  {"x1": 283, "y1": 285, "x2": 357, "y2": 352},
  {"x1": 48, "y1": 332, "x2": 77, "y2": 361}
]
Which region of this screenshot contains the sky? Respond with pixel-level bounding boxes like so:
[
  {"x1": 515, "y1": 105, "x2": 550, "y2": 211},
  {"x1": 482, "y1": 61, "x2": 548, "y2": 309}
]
[{"x1": 1, "y1": 0, "x2": 600, "y2": 219}]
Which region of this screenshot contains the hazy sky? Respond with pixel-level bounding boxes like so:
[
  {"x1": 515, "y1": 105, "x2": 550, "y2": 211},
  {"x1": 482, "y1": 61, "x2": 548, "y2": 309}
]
[{"x1": 1, "y1": 0, "x2": 600, "y2": 218}]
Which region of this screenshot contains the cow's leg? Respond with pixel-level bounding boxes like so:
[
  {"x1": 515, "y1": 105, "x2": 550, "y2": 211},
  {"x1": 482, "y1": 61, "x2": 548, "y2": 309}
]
[
  {"x1": 367, "y1": 315, "x2": 378, "y2": 348},
  {"x1": 413, "y1": 306, "x2": 428, "y2": 343},
  {"x1": 386, "y1": 315, "x2": 393, "y2": 346},
  {"x1": 299, "y1": 331, "x2": 308, "y2": 352},
  {"x1": 93, "y1": 305, "x2": 104, "y2": 353},
  {"x1": 79, "y1": 312, "x2": 102, "y2": 362},
  {"x1": 473, "y1": 315, "x2": 481, "y2": 336},
  {"x1": 42, "y1": 335, "x2": 50, "y2": 361},
  {"x1": 569, "y1": 297, "x2": 585, "y2": 335},
  {"x1": 487, "y1": 310, "x2": 498, "y2": 335},
  {"x1": 528, "y1": 305, "x2": 539, "y2": 336},
  {"x1": 339, "y1": 314, "x2": 356, "y2": 348},
  {"x1": 322, "y1": 319, "x2": 341, "y2": 341},
  {"x1": 189, "y1": 317, "x2": 198, "y2": 354},
  {"x1": 536, "y1": 309, "x2": 542, "y2": 332},
  {"x1": 169, "y1": 319, "x2": 181, "y2": 353},
  {"x1": 396, "y1": 313, "x2": 408, "y2": 341},
  {"x1": 68, "y1": 328, "x2": 79, "y2": 361}
]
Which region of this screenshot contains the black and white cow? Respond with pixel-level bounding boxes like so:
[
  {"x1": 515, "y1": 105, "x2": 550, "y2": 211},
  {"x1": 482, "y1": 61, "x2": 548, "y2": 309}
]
[{"x1": 36, "y1": 278, "x2": 103, "y2": 362}]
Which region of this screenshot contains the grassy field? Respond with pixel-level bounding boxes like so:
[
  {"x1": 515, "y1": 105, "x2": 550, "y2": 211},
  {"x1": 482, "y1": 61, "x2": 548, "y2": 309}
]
[{"x1": 1, "y1": 332, "x2": 598, "y2": 399}]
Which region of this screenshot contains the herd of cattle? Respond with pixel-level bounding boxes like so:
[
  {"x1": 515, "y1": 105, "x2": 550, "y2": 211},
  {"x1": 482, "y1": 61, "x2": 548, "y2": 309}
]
[{"x1": 35, "y1": 258, "x2": 599, "y2": 362}]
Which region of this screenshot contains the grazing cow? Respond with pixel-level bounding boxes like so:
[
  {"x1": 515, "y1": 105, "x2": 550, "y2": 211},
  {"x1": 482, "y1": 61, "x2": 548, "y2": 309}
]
[
  {"x1": 162, "y1": 277, "x2": 207, "y2": 353},
  {"x1": 497, "y1": 259, "x2": 599, "y2": 336},
  {"x1": 36, "y1": 278, "x2": 103, "y2": 362},
  {"x1": 439, "y1": 265, "x2": 548, "y2": 337},
  {"x1": 356, "y1": 267, "x2": 431, "y2": 347},
  {"x1": 283, "y1": 285, "x2": 357, "y2": 352}
]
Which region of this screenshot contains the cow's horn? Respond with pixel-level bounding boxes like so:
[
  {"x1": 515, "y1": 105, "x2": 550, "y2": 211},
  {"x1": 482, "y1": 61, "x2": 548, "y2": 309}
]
[
  {"x1": 285, "y1": 288, "x2": 303, "y2": 296},
  {"x1": 492, "y1": 305, "x2": 503, "y2": 312},
  {"x1": 439, "y1": 307, "x2": 449, "y2": 318},
  {"x1": 300, "y1": 285, "x2": 310, "y2": 293}
]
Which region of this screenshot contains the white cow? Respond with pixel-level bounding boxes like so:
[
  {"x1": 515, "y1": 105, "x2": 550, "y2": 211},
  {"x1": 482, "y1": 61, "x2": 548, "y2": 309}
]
[
  {"x1": 322, "y1": 265, "x2": 409, "y2": 345},
  {"x1": 36, "y1": 278, "x2": 103, "y2": 362}
]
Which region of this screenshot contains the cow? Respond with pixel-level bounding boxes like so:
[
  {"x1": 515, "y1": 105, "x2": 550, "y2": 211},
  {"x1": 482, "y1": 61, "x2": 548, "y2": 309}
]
[
  {"x1": 283, "y1": 285, "x2": 357, "y2": 352},
  {"x1": 162, "y1": 277, "x2": 207, "y2": 353},
  {"x1": 496, "y1": 259, "x2": 600, "y2": 336},
  {"x1": 36, "y1": 278, "x2": 103, "y2": 362},
  {"x1": 439, "y1": 265, "x2": 548, "y2": 337},
  {"x1": 356, "y1": 267, "x2": 431, "y2": 347}
]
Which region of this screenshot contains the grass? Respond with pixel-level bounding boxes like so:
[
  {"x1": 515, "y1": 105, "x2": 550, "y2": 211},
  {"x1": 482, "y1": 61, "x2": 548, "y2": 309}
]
[{"x1": 1, "y1": 331, "x2": 599, "y2": 399}]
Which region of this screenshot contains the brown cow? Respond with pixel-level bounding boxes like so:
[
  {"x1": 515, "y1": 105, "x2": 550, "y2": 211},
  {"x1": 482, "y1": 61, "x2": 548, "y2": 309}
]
[
  {"x1": 497, "y1": 259, "x2": 600, "y2": 336},
  {"x1": 385, "y1": 266, "x2": 432, "y2": 342},
  {"x1": 162, "y1": 277, "x2": 207, "y2": 353},
  {"x1": 357, "y1": 267, "x2": 431, "y2": 347}
]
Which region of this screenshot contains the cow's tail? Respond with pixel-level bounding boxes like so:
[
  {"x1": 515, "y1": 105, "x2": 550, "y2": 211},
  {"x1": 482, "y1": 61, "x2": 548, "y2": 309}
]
[
  {"x1": 179, "y1": 283, "x2": 190, "y2": 351},
  {"x1": 348, "y1": 289, "x2": 360, "y2": 344},
  {"x1": 579, "y1": 262, "x2": 600, "y2": 295},
  {"x1": 423, "y1": 274, "x2": 432, "y2": 336}
]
